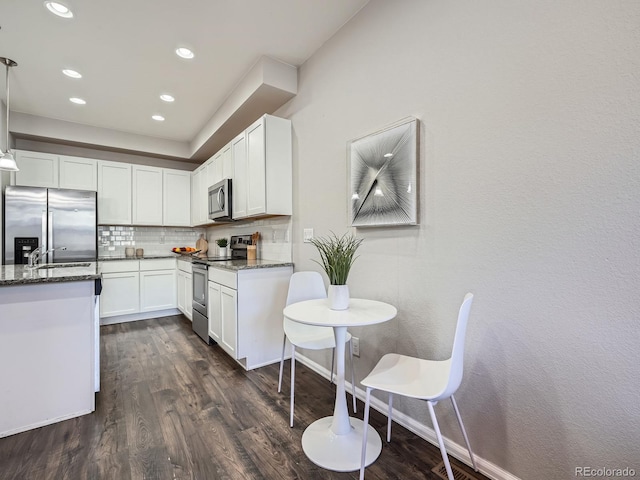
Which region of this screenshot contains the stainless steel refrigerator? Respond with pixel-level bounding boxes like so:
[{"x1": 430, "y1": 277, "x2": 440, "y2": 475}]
[{"x1": 3, "y1": 185, "x2": 97, "y2": 265}]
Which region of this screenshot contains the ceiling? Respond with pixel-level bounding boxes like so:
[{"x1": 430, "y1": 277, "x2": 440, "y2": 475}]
[{"x1": 0, "y1": 0, "x2": 369, "y2": 158}]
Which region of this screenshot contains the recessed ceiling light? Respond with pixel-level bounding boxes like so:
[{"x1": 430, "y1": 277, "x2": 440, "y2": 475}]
[
  {"x1": 175, "y1": 47, "x2": 194, "y2": 59},
  {"x1": 69, "y1": 97, "x2": 86, "y2": 105},
  {"x1": 160, "y1": 94, "x2": 175, "y2": 102},
  {"x1": 152, "y1": 115, "x2": 165, "y2": 122},
  {"x1": 383, "y1": 153, "x2": 393, "y2": 158},
  {"x1": 62, "y1": 69, "x2": 82, "y2": 79},
  {"x1": 44, "y1": 1, "x2": 73, "y2": 18}
]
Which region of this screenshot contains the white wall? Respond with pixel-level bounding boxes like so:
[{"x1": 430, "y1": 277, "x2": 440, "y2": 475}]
[{"x1": 277, "y1": 1, "x2": 640, "y2": 479}]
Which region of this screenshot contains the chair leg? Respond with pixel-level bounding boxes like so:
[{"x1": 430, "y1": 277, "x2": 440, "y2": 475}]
[
  {"x1": 427, "y1": 401, "x2": 454, "y2": 480},
  {"x1": 359, "y1": 387, "x2": 372, "y2": 480},
  {"x1": 387, "y1": 393, "x2": 393, "y2": 442},
  {"x1": 278, "y1": 334, "x2": 287, "y2": 393},
  {"x1": 349, "y1": 338, "x2": 357, "y2": 413},
  {"x1": 290, "y1": 345, "x2": 296, "y2": 427},
  {"x1": 451, "y1": 395, "x2": 478, "y2": 471}
]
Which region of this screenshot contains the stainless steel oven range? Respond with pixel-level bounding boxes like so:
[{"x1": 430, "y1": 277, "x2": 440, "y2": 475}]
[{"x1": 190, "y1": 234, "x2": 252, "y2": 343}]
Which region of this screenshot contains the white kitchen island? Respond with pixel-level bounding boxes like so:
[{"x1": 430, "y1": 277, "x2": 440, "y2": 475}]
[{"x1": 0, "y1": 263, "x2": 101, "y2": 438}]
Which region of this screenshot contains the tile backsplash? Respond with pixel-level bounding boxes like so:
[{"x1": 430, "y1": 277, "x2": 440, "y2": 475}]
[
  {"x1": 205, "y1": 216, "x2": 292, "y2": 262},
  {"x1": 98, "y1": 226, "x2": 204, "y2": 257}
]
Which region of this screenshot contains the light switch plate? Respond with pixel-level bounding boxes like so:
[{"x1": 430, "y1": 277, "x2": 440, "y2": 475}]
[{"x1": 303, "y1": 228, "x2": 314, "y2": 243}]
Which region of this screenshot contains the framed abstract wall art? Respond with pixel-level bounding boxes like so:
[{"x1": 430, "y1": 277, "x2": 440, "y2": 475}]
[{"x1": 348, "y1": 117, "x2": 419, "y2": 227}]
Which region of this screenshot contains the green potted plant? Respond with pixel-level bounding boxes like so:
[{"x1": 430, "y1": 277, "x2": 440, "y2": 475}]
[
  {"x1": 310, "y1": 232, "x2": 363, "y2": 310},
  {"x1": 215, "y1": 238, "x2": 229, "y2": 257}
]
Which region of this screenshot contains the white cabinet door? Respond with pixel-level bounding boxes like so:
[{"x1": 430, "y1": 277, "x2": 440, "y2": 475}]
[
  {"x1": 100, "y1": 272, "x2": 140, "y2": 317},
  {"x1": 191, "y1": 168, "x2": 200, "y2": 226},
  {"x1": 133, "y1": 165, "x2": 163, "y2": 225},
  {"x1": 191, "y1": 168, "x2": 205, "y2": 226},
  {"x1": 220, "y1": 285, "x2": 238, "y2": 359},
  {"x1": 176, "y1": 270, "x2": 192, "y2": 320},
  {"x1": 59, "y1": 156, "x2": 98, "y2": 191},
  {"x1": 163, "y1": 169, "x2": 191, "y2": 226},
  {"x1": 246, "y1": 118, "x2": 267, "y2": 217},
  {"x1": 177, "y1": 270, "x2": 186, "y2": 314},
  {"x1": 209, "y1": 153, "x2": 223, "y2": 185},
  {"x1": 140, "y1": 269, "x2": 176, "y2": 312},
  {"x1": 185, "y1": 272, "x2": 193, "y2": 320},
  {"x1": 231, "y1": 131, "x2": 247, "y2": 218},
  {"x1": 98, "y1": 161, "x2": 132, "y2": 225},
  {"x1": 221, "y1": 144, "x2": 233, "y2": 179},
  {"x1": 208, "y1": 281, "x2": 222, "y2": 344},
  {"x1": 14, "y1": 151, "x2": 59, "y2": 188}
]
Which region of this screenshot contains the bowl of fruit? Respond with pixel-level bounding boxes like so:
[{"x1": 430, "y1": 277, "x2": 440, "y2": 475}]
[{"x1": 172, "y1": 247, "x2": 199, "y2": 256}]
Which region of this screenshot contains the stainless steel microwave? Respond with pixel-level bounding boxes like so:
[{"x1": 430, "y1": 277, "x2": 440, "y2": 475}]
[{"x1": 208, "y1": 178, "x2": 233, "y2": 221}]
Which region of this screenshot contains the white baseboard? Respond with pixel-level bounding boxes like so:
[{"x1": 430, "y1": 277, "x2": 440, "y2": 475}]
[
  {"x1": 294, "y1": 352, "x2": 521, "y2": 480},
  {"x1": 100, "y1": 308, "x2": 181, "y2": 325},
  {"x1": 0, "y1": 408, "x2": 94, "y2": 439}
]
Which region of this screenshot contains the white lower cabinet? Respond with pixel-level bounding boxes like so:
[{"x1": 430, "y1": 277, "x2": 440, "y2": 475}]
[
  {"x1": 100, "y1": 272, "x2": 140, "y2": 317},
  {"x1": 99, "y1": 258, "x2": 177, "y2": 320},
  {"x1": 140, "y1": 270, "x2": 176, "y2": 312},
  {"x1": 177, "y1": 259, "x2": 193, "y2": 320},
  {"x1": 208, "y1": 265, "x2": 292, "y2": 370},
  {"x1": 208, "y1": 281, "x2": 222, "y2": 344}
]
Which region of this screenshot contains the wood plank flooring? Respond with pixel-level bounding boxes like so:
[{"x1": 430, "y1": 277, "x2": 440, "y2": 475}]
[{"x1": 0, "y1": 315, "x2": 489, "y2": 480}]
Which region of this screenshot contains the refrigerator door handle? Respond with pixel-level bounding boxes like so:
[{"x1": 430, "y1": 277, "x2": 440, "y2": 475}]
[
  {"x1": 47, "y1": 211, "x2": 54, "y2": 263},
  {"x1": 41, "y1": 210, "x2": 48, "y2": 258}
]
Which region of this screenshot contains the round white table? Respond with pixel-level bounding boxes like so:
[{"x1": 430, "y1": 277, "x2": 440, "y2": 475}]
[{"x1": 283, "y1": 298, "x2": 397, "y2": 472}]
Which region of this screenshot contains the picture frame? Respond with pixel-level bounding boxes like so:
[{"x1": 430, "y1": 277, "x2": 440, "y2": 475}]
[{"x1": 348, "y1": 117, "x2": 419, "y2": 227}]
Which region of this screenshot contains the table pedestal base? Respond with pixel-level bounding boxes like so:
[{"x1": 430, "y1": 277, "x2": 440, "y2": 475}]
[{"x1": 301, "y1": 417, "x2": 382, "y2": 472}]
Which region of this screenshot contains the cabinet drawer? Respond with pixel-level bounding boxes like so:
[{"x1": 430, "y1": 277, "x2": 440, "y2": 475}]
[
  {"x1": 99, "y1": 260, "x2": 139, "y2": 273},
  {"x1": 140, "y1": 258, "x2": 176, "y2": 271},
  {"x1": 177, "y1": 259, "x2": 193, "y2": 274},
  {"x1": 209, "y1": 267, "x2": 237, "y2": 289}
]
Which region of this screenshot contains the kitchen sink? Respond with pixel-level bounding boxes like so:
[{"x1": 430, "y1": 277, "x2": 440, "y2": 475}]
[{"x1": 37, "y1": 262, "x2": 91, "y2": 269}]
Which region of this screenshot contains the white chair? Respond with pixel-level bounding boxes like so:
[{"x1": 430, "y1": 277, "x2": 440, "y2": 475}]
[
  {"x1": 278, "y1": 271, "x2": 357, "y2": 427},
  {"x1": 359, "y1": 293, "x2": 477, "y2": 480}
]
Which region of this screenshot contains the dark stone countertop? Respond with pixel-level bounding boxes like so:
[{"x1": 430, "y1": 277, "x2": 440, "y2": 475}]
[
  {"x1": 98, "y1": 254, "x2": 180, "y2": 261},
  {"x1": 0, "y1": 262, "x2": 101, "y2": 286},
  {"x1": 203, "y1": 259, "x2": 294, "y2": 271}
]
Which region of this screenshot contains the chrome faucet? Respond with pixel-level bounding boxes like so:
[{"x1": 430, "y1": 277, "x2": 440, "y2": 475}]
[{"x1": 27, "y1": 246, "x2": 67, "y2": 268}]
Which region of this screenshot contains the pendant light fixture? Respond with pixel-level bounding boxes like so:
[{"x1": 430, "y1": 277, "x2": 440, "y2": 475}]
[{"x1": 0, "y1": 57, "x2": 19, "y2": 172}]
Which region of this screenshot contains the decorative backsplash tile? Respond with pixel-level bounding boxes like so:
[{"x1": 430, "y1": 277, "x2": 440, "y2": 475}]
[{"x1": 98, "y1": 226, "x2": 203, "y2": 256}]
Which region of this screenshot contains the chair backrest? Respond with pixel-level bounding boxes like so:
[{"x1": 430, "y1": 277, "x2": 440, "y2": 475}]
[
  {"x1": 286, "y1": 271, "x2": 327, "y2": 306},
  {"x1": 440, "y1": 292, "x2": 474, "y2": 400}
]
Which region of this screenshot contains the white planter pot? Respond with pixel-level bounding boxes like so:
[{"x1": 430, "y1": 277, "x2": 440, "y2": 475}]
[
  {"x1": 328, "y1": 285, "x2": 350, "y2": 310},
  {"x1": 218, "y1": 247, "x2": 228, "y2": 257}
]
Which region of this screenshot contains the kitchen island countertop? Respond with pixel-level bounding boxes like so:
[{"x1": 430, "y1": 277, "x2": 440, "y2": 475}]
[
  {"x1": 199, "y1": 259, "x2": 293, "y2": 271},
  {"x1": 0, "y1": 263, "x2": 101, "y2": 287}
]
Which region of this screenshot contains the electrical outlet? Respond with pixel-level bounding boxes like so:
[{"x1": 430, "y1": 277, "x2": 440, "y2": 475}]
[
  {"x1": 303, "y1": 228, "x2": 314, "y2": 243},
  {"x1": 352, "y1": 337, "x2": 360, "y2": 357}
]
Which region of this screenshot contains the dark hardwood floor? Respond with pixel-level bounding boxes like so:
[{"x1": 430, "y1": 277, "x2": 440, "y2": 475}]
[{"x1": 0, "y1": 315, "x2": 488, "y2": 480}]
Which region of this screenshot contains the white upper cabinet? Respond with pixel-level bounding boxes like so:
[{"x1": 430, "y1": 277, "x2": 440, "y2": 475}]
[
  {"x1": 207, "y1": 153, "x2": 222, "y2": 188},
  {"x1": 133, "y1": 165, "x2": 163, "y2": 225},
  {"x1": 14, "y1": 151, "x2": 59, "y2": 188},
  {"x1": 232, "y1": 131, "x2": 248, "y2": 219},
  {"x1": 245, "y1": 119, "x2": 267, "y2": 217},
  {"x1": 14, "y1": 151, "x2": 98, "y2": 191},
  {"x1": 191, "y1": 166, "x2": 202, "y2": 226},
  {"x1": 59, "y1": 156, "x2": 98, "y2": 191},
  {"x1": 98, "y1": 160, "x2": 132, "y2": 225},
  {"x1": 163, "y1": 169, "x2": 191, "y2": 226},
  {"x1": 233, "y1": 114, "x2": 292, "y2": 220},
  {"x1": 221, "y1": 143, "x2": 233, "y2": 179}
]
